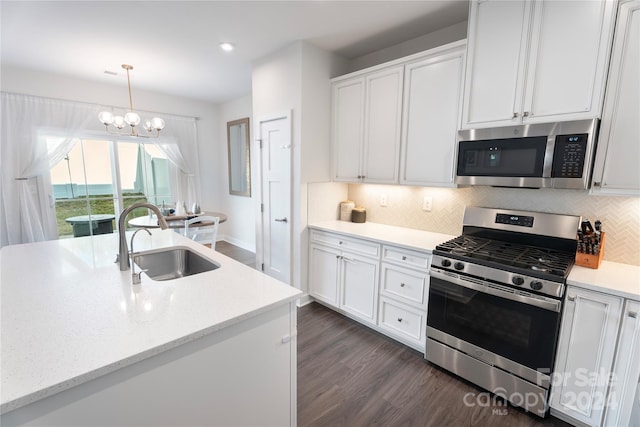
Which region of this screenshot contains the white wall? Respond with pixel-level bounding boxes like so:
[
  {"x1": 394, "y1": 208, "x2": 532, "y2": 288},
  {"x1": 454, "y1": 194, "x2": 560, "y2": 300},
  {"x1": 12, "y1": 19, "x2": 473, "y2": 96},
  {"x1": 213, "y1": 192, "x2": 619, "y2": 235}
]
[
  {"x1": 349, "y1": 21, "x2": 467, "y2": 72},
  {"x1": 252, "y1": 41, "x2": 348, "y2": 297},
  {"x1": 300, "y1": 43, "x2": 349, "y2": 184},
  {"x1": 218, "y1": 95, "x2": 255, "y2": 251}
]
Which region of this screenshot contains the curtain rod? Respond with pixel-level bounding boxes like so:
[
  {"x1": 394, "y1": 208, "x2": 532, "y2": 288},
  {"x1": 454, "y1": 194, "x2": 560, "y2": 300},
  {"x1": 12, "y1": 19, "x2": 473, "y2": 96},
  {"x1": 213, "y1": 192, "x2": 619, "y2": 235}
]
[{"x1": 1, "y1": 91, "x2": 201, "y2": 121}]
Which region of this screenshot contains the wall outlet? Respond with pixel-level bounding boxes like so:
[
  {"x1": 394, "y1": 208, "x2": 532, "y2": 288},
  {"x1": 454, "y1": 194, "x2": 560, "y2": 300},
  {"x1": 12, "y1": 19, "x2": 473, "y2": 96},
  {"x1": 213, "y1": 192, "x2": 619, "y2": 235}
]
[
  {"x1": 379, "y1": 194, "x2": 388, "y2": 207},
  {"x1": 422, "y1": 196, "x2": 432, "y2": 212}
]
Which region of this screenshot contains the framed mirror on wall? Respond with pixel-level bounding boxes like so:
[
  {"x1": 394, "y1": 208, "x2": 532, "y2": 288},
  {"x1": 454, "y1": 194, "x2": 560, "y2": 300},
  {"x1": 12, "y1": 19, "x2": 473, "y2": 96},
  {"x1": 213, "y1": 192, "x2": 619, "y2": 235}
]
[{"x1": 227, "y1": 117, "x2": 251, "y2": 197}]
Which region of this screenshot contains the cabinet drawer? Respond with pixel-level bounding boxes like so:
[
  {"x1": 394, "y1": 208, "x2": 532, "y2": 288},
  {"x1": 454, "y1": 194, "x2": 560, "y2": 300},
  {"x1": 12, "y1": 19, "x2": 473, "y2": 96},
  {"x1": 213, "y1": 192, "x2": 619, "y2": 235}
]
[
  {"x1": 382, "y1": 245, "x2": 430, "y2": 270},
  {"x1": 378, "y1": 297, "x2": 426, "y2": 346},
  {"x1": 381, "y1": 263, "x2": 428, "y2": 306},
  {"x1": 310, "y1": 230, "x2": 380, "y2": 258}
]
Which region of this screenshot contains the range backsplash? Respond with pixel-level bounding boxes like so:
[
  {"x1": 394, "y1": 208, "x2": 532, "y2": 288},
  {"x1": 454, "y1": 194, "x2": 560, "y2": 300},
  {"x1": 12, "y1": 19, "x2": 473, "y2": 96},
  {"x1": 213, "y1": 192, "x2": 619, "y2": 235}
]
[{"x1": 348, "y1": 184, "x2": 640, "y2": 266}]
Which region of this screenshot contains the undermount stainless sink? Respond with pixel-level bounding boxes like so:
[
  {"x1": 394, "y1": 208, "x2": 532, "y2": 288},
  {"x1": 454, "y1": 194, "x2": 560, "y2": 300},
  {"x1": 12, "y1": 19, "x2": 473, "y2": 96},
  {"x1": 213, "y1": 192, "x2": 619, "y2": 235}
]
[{"x1": 132, "y1": 246, "x2": 220, "y2": 281}]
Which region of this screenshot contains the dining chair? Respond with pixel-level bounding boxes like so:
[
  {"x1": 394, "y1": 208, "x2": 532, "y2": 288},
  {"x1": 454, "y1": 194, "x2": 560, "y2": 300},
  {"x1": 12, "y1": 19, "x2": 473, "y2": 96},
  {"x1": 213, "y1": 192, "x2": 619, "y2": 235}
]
[{"x1": 184, "y1": 216, "x2": 220, "y2": 249}]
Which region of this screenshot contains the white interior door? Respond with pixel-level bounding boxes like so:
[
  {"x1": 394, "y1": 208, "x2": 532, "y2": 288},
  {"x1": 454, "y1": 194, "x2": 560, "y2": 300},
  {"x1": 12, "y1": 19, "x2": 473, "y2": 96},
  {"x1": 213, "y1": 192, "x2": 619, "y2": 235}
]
[{"x1": 259, "y1": 114, "x2": 291, "y2": 284}]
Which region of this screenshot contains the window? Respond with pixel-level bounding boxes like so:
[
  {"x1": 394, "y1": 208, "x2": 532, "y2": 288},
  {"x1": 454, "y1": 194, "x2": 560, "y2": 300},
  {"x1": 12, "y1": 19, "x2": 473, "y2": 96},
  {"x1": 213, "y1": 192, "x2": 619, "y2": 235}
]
[{"x1": 49, "y1": 137, "x2": 173, "y2": 238}]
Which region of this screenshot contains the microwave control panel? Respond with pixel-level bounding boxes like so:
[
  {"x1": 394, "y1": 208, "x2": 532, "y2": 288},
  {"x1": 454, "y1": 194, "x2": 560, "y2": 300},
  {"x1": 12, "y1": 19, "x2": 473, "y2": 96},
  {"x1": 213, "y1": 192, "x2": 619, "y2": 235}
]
[{"x1": 551, "y1": 134, "x2": 588, "y2": 178}]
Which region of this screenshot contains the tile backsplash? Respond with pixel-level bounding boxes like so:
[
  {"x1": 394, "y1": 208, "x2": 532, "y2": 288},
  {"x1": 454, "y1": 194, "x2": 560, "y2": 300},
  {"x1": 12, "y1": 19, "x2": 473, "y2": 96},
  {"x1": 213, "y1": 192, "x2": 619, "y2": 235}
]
[{"x1": 348, "y1": 184, "x2": 640, "y2": 266}]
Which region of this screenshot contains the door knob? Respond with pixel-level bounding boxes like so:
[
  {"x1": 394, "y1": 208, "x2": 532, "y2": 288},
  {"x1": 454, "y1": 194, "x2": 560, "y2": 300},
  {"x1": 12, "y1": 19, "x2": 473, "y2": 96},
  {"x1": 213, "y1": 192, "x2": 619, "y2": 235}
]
[{"x1": 274, "y1": 217, "x2": 288, "y2": 223}]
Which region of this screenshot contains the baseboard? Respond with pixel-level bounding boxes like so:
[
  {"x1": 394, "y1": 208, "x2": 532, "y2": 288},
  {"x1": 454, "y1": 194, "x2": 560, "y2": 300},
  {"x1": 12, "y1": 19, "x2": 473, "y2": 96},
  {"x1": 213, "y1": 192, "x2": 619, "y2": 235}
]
[
  {"x1": 219, "y1": 235, "x2": 255, "y2": 252},
  {"x1": 297, "y1": 294, "x2": 313, "y2": 307}
]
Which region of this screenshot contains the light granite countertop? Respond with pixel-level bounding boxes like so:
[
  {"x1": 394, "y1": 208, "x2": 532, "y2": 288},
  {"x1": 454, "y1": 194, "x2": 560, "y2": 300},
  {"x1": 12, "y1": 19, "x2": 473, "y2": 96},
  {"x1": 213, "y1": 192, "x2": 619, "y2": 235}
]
[
  {"x1": 568, "y1": 261, "x2": 640, "y2": 301},
  {"x1": 0, "y1": 229, "x2": 301, "y2": 414},
  {"x1": 308, "y1": 220, "x2": 456, "y2": 253},
  {"x1": 308, "y1": 220, "x2": 640, "y2": 301}
]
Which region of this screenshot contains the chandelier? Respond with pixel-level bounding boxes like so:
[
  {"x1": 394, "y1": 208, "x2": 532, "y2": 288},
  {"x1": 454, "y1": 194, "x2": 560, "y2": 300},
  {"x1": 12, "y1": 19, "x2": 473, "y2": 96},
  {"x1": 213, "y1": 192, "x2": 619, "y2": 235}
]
[{"x1": 98, "y1": 64, "x2": 165, "y2": 138}]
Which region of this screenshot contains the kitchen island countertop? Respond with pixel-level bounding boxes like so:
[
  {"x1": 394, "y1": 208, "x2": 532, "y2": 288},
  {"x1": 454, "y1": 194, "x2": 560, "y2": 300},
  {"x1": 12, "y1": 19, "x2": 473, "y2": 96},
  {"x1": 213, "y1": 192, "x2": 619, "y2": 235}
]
[{"x1": 0, "y1": 229, "x2": 301, "y2": 415}]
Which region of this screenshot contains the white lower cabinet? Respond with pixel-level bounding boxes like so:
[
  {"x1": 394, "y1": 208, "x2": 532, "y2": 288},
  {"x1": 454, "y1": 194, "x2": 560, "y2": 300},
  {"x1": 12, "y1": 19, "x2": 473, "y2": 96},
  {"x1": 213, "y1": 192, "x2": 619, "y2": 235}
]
[
  {"x1": 603, "y1": 300, "x2": 640, "y2": 427},
  {"x1": 550, "y1": 286, "x2": 640, "y2": 427},
  {"x1": 308, "y1": 229, "x2": 431, "y2": 352},
  {"x1": 340, "y1": 251, "x2": 379, "y2": 325},
  {"x1": 308, "y1": 244, "x2": 341, "y2": 306},
  {"x1": 309, "y1": 231, "x2": 380, "y2": 325},
  {"x1": 378, "y1": 297, "x2": 426, "y2": 350},
  {"x1": 377, "y1": 252, "x2": 430, "y2": 351}
]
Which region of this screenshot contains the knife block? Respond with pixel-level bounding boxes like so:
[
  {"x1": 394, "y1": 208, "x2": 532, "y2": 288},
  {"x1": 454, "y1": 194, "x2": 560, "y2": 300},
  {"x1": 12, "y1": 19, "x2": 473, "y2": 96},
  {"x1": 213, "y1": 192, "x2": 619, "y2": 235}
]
[{"x1": 575, "y1": 232, "x2": 605, "y2": 269}]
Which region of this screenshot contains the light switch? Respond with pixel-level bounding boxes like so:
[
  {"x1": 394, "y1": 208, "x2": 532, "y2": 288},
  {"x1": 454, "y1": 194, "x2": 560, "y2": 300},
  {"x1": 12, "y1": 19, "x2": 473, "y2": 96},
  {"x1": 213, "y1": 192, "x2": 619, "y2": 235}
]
[
  {"x1": 380, "y1": 194, "x2": 388, "y2": 207},
  {"x1": 422, "y1": 196, "x2": 432, "y2": 212}
]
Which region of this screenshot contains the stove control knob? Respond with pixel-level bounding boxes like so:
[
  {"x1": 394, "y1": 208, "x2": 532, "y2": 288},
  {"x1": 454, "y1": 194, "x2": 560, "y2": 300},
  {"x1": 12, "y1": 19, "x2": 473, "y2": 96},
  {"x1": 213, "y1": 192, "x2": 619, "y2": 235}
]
[
  {"x1": 454, "y1": 262, "x2": 464, "y2": 271},
  {"x1": 441, "y1": 259, "x2": 452, "y2": 267},
  {"x1": 530, "y1": 281, "x2": 543, "y2": 291},
  {"x1": 512, "y1": 277, "x2": 525, "y2": 286}
]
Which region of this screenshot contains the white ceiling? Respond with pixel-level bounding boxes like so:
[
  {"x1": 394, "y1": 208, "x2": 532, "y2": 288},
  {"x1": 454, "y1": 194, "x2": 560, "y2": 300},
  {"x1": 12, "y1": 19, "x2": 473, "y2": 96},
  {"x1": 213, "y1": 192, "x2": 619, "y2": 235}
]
[{"x1": 1, "y1": 1, "x2": 468, "y2": 104}]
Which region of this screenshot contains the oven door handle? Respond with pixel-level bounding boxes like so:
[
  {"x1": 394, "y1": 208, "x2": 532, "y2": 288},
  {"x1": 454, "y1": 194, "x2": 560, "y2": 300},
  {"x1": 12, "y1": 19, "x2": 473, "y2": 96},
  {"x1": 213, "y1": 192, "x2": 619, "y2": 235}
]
[{"x1": 430, "y1": 269, "x2": 562, "y2": 313}]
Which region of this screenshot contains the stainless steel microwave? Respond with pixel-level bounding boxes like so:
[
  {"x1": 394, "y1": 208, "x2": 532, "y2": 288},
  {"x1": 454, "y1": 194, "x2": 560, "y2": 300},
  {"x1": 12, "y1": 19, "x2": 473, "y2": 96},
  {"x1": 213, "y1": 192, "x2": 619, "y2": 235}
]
[{"x1": 455, "y1": 119, "x2": 599, "y2": 189}]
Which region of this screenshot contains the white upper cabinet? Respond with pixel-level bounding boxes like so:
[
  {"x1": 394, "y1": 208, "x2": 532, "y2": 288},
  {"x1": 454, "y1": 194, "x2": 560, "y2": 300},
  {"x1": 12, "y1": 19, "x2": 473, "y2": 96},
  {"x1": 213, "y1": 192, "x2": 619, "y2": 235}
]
[
  {"x1": 462, "y1": 0, "x2": 617, "y2": 129},
  {"x1": 332, "y1": 78, "x2": 365, "y2": 182},
  {"x1": 591, "y1": 0, "x2": 640, "y2": 196},
  {"x1": 400, "y1": 42, "x2": 465, "y2": 187},
  {"x1": 462, "y1": 0, "x2": 531, "y2": 127},
  {"x1": 332, "y1": 66, "x2": 403, "y2": 184}
]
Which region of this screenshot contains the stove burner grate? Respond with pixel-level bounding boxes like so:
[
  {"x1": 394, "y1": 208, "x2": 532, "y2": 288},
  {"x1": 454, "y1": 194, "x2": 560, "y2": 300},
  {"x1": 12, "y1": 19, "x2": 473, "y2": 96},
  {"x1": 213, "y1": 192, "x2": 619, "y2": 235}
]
[{"x1": 436, "y1": 235, "x2": 574, "y2": 278}]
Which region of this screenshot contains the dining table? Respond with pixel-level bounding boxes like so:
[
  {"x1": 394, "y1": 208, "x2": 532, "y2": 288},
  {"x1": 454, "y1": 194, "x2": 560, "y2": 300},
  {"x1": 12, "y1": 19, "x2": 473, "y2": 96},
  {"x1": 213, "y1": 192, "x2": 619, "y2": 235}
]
[{"x1": 127, "y1": 212, "x2": 227, "y2": 230}]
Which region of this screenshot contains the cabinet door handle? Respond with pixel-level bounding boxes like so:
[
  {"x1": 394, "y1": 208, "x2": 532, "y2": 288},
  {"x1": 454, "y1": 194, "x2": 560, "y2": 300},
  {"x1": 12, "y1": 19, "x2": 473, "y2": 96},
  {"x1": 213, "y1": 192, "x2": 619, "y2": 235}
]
[
  {"x1": 523, "y1": 111, "x2": 530, "y2": 117},
  {"x1": 629, "y1": 312, "x2": 638, "y2": 318},
  {"x1": 341, "y1": 256, "x2": 356, "y2": 264},
  {"x1": 397, "y1": 318, "x2": 403, "y2": 323},
  {"x1": 512, "y1": 112, "x2": 519, "y2": 119},
  {"x1": 402, "y1": 256, "x2": 407, "y2": 261},
  {"x1": 274, "y1": 217, "x2": 288, "y2": 223},
  {"x1": 400, "y1": 282, "x2": 406, "y2": 287},
  {"x1": 567, "y1": 295, "x2": 576, "y2": 302},
  {"x1": 593, "y1": 182, "x2": 601, "y2": 187}
]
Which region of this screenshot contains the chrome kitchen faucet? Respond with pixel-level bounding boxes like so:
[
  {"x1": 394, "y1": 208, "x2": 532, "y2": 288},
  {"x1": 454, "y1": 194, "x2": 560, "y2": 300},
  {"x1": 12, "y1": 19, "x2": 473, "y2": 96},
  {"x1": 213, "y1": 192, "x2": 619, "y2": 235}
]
[
  {"x1": 129, "y1": 228, "x2": 151, "y2": 284},
  {"x1": 117, "y1": 203, "x2": 168, "y2": 271}
]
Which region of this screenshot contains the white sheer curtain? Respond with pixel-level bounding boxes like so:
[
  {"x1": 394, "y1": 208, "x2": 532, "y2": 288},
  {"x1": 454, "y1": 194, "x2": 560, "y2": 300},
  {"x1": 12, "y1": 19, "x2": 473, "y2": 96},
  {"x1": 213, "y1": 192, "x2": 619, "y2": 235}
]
[
  {"x1": 1, "y1": 92, "x2": 200, "y2": 247},
  {"x1": 148, "y1": 115, "x2": 199, "y2": 207},
  {"x1": 1, "y1": 93, "x2": 102, "y2": 246}
]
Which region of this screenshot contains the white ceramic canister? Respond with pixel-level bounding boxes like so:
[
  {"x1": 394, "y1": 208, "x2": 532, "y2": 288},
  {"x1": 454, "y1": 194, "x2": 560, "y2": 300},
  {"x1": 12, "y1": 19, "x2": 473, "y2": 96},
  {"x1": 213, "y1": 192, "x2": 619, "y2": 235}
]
[
  {"x1": 175, "y1": 200, "x2": 185, "y2": 216},
  {"x1": 340, "y1": 200, "x2": 355, "y2": 221}
]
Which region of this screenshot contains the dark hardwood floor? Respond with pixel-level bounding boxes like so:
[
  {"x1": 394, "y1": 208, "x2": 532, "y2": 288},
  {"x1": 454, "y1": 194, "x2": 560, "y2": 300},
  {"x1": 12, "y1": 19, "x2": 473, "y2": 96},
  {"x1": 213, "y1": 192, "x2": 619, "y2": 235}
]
[
  {"x1": 297, "y1": 302, "x2": 570, "y2": 427},
  {"x1": 217, "y1": 242, "x2": 566, "y2": 426},
  {"x1": 215, "y1": 240, "x2": 256, "y2": 268}
]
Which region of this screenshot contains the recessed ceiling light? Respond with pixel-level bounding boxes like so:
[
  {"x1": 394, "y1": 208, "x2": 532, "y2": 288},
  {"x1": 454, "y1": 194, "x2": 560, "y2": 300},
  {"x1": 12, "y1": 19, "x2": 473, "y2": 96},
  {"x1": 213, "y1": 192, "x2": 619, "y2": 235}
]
[{"x1": 219, "y1": 42, "x2": 234, "y2": 52}]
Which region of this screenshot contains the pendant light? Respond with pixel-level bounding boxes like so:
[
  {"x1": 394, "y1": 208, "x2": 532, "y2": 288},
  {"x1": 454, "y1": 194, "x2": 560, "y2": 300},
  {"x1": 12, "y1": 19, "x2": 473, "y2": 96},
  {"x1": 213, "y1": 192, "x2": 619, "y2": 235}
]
[{"x1": 98, "y1": 64, "x2": 165, "y2": 137}]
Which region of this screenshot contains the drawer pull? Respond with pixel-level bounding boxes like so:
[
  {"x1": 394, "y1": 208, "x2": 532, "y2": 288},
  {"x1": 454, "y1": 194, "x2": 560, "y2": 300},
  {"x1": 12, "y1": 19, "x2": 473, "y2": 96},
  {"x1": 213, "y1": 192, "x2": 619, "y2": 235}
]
[
  {"x1": 402, "y1": 256, "x2": 407, "y2": 261},
  {"x1": 629, "y1": 312, "x2": 638, "y2": 318},
  {"x1": 339, "y1": 241, "x2": 343, "y2": 245},
  {"x1": 397, "y1": 318, "x2": 403, "y2": 323},
  {"x1": 400, "y1": 282, "x2": 406, "y2": 287}
]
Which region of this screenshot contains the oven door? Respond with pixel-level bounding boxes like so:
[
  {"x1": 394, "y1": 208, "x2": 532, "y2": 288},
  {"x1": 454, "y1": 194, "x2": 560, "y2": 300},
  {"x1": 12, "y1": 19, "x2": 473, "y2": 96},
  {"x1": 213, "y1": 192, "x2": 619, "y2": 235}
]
[{"x1": 427, "y1": 271, "x2": 562, "y2": 379}]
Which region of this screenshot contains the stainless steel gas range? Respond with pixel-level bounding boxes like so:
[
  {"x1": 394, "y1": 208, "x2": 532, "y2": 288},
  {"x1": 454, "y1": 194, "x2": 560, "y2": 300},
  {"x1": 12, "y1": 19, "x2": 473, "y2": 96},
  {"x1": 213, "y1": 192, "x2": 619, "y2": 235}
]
[{"x1": 426, "y1": 206, "x2": 581, "y2": 417}]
